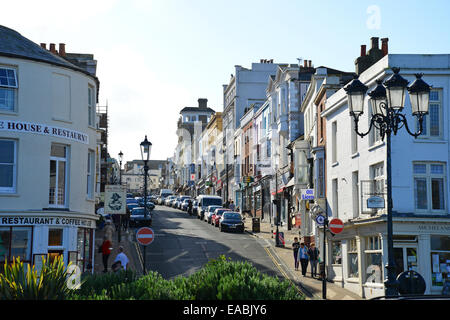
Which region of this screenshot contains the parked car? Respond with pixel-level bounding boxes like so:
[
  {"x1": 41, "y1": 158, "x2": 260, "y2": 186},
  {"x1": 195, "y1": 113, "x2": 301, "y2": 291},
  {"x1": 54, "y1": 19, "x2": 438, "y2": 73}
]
[
  {"x1": 129, "y1": 207, "x2": 152, "y2": 227},
  {"x1": 204, "y1": 205, "x2": 222, "y2": 223},
  {"x1": 219, "y1": 212, "x2": 244, "y2": 233},
  {"x1": 211, "y1": 208, "x2": 231, "y2": 227},
  {"x1": 165, "y1": 196, "x2": 176, "y2": 206},
  {"x1": 127, "y1": 203, "x2": 139, "y2": 212},
  {"x1": 197, "y1": 195, "x2": 223, "y2": 220},
  {"x1": 126, "y1": 198, "x2": 138, "y2": 205},
  {"x1": 181, "y1": 199, "x2": 190, "y2": 211},
  {"x1": 178, "y1": 196, "x2": 191, "y2": 210}
]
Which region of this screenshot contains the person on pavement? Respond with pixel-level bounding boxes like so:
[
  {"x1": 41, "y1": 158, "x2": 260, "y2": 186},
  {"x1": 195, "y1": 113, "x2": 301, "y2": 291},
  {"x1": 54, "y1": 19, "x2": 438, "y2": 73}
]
[
  {"x1": 298, "y1": 243, "x2": 309, "y2": 276},
  {"x1": 123, "y1": 206, "x2": 131, "y2": 231},
  {"x1": 104, "y1": 220, "x2": 115, "y2": 241},
  {"x1": 113, "y1": 246, "x2": 129, "y2": 271},
  {"x1": 229, "y1": 200, "x2": 235, "y2": 211},
  {"x1": 187, "y1": 199, "x2": 193, "y2": 216},
  {"x1": 292, "y1": 237, "x2": 300, "y2": 271},
  {"x1": 101, "y1": 236, "x2": 113, "y2": 273},
  {"x1": 308, "y1": 242, "x2": 320, "y2": 278}
]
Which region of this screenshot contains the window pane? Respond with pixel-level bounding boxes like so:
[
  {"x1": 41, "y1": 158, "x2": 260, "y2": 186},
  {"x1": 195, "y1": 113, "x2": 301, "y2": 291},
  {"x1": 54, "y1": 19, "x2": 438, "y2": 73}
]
[
  {"x1": 332, "y1": 241, "x2": 342, "y2": 264},
  {"x1": 49, "y1": 160, "x2": 57, "y2": 204},
  {"x1": 365, "y1": 253, "x2": 383, "y2": 283},
  {"x1": 77, "y1": 229, "x2": 85, "y2": 261},
  {"x1": 431, "y1": 236, "x2": 450, "y2": 251},
  {"x1": 0, "y1": 164, "x2": 13, "y2": 188},
  {"x1": 429, "y1": 91, "x2": 439, "y2": 101},
  {"x1": 0, "y1": 88, "x2": 15, "y2": 111},
  {"x1": 51, "y1": 145, "x2": 66, "y2": 158},
  {"x1": 431, "y1": 178, "x2": 444, "y2": 210},
  {"x1": 429, "y1": 104, "x2": 440, "y2": 136},
  {"x1": 0, "y1": 140, "x2": 14, "y2": 163},
  {"x1": 10, "y1": 228, "x2": 32, "y2": 261},
  {"x1": 415, "y1": 178, "x2": 428, "y2": 209},
  {"x1": 430, "y1": 164, "x2": 444, "y2": 175},
  {"x1": 0, "y1": 228, "x2": 11, "y2": 262},
  {"x1": 57, "y1": 161, "x2": 66, "y2": 205},
  {"x1": 348, "y1": 253, "x2": 359, "y2": 277},
  {"x1": 48, "y1": 229, "x2": 63, "y2": 246},
  {"x1": 413, "y1": 164, "x2": 427, "y2": 174}
]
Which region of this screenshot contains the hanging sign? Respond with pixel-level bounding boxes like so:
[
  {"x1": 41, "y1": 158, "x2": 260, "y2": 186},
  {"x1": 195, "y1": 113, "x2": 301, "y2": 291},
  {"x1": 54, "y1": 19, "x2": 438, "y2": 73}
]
[
  {"x1": 301, "y1": 189, "x2": 314, "y2": 200},
  {"x1": 105, "y1": 185, "x2": 126, "y2": 215},
  {"x1": 367, "y1": 196, "x2": 385, "y2": 208}
]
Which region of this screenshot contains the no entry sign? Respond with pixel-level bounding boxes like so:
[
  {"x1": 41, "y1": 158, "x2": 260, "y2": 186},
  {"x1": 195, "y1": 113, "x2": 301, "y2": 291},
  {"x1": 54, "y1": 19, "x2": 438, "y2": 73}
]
[
  {"x1": 329, "y1": 218, "x2": 344, "y2": 234},
  {"x1": 136, "y1": 227, "x2": 154, "y2": 246}
]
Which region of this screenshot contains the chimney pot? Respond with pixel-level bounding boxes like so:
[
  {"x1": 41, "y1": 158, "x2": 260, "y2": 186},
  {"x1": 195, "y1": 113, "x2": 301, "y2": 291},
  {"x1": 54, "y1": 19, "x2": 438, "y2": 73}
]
[
  {"x1": 40, "y1": 43, "x2": 46, "y2": 50},
  {"x1": 49, "y1": 43, "x2": 56, "y2": 54},
  {"x1": 260, "y1": 59, "x2": 264, "y2": 63},
  {"x1": 308, "y1": 60, "x2": 312, "y2": 68},
  {"x1": 198, "y1": 98, "x2": 208, "y2": 108},
  {"x1": 361, "y1": 45, "x2": 366, "y2": 57},
  {"x1": 371, "y1": 37, "x2": 379, "y2": 50},
  {"x1": 59, "y1": 43, "x2": 66, "y2": 57},
  {"x1": 381, "y1": 38, "x2": 389, "y2": 56},
  {"x1": 269, "y1": 59, "x2": 273, "y2": 63},
  {"x1": 304, "y1": 60, "x2": 307, "y2": 67}
]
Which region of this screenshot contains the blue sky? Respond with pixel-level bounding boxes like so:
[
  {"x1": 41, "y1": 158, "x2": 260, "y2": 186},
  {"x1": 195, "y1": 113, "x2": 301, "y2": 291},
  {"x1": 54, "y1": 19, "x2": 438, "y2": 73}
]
[{"x1": 4, "y1": 0, "x2": 450, "y2": 162}]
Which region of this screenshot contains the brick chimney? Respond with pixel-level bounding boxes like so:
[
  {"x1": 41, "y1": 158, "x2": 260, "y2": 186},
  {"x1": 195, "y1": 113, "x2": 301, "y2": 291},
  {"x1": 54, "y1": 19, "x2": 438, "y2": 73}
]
[
  {"x1": 381, "y1": 38, "x2": 389, "y2": 56},
  {"x1": 304, "y1": 60, "x2": 307, "y2": 67},
  {"x1": 49, "y1": 43, "x2": 56, "y2": 54},
  {"x1": 40, "y1": 43, "x2": 46, "y2": 50},
  {"x1": 198, "y1": 98, "x2": 208, "y2": 109},
  {"x1": 355, "y1": 37, "x2": 388, "y2": 75},
  {"x1": 59, "y1": 43, "x2": 66, "y2": 57}
]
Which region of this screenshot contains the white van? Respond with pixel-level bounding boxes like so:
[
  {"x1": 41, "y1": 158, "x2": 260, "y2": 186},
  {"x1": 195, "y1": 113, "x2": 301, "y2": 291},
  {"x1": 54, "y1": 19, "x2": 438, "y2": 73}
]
[{"x1": 196, "y1": 195, "x2": 222, "y2": 220}]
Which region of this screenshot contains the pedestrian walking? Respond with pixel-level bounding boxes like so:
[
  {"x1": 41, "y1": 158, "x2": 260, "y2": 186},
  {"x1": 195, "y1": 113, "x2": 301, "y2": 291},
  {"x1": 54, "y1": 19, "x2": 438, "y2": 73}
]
[
  {"x1": 298, "y1": 243, "x2": 309, "y2": 276},
  {"x1": 123, "y1": 207, "x2": 131, "y2": 231},
  {"x1": 308, "y1": 242, "x2": 320, "y2": 278},
  {"x1": 224, "y1": 199, "x2": 230, "y2": 208},
  {"x1": 104, "y1": 220, "x2": 115, "y2": 241},
  {"x1": 292, "y1": 237, "x2": 300, "y2": 271},
  {"x1": 100, "y1": 236, "x2": 113, "y2": 273},
  {"x1": 229, "y1": 200, "x2": 235, "y2": 211},
  {"x1": 112, "y1": 246, "x2": 129, "y2": 272},
  {"x1": 112, "y1": 214, "x2": 120, "y2": 231},
  {"x1": 187, "y1": 199, "x2": 193, "y2": 216}
]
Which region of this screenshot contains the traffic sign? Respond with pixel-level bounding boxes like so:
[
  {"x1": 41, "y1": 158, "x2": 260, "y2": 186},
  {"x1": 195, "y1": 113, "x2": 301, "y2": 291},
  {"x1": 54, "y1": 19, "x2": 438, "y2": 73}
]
[
  {"x1": 136, "y1": 227, "x2": 154, "y2": 246},
  {"x1": 315, "y1": 215, "x2": 325, "y2": 226},
  {"x1": 329, "y1": 218, "x2": 344, "y2": 234}
]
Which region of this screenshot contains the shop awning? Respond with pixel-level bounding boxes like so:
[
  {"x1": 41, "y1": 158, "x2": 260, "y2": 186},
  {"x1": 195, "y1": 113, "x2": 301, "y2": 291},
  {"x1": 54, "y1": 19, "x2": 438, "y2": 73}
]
[{"x1": 285, "y1": 177, "x2": 295, "y2": 188}]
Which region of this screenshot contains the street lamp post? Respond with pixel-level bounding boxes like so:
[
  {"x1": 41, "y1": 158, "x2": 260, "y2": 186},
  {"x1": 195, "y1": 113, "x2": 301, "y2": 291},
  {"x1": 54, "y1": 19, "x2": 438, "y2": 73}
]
[
  {"x1": 140, "y1": 135, "x2": 152, "y2": 275},
  {"x1": 118, "y1": 150, "x2": 123, "y2": 243},
  {"x1": 345, "y1": 68, "x2": 430, "y2": 297}
]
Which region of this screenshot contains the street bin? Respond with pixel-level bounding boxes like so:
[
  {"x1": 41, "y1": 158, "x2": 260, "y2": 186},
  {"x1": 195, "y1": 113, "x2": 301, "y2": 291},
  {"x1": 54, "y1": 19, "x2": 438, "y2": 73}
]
[{"x1": 252, "y1": 217, "x2": 260, "y2": 233}]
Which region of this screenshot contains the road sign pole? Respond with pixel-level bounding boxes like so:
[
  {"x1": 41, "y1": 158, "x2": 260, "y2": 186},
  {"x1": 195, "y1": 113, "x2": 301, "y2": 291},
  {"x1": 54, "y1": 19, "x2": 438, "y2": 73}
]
[
  {"x1": 322, "y1": 216, "x2": 328, "y2": 300},
  {"x1": 143, "y1": 245, "x2": 146, "y2": 275}
]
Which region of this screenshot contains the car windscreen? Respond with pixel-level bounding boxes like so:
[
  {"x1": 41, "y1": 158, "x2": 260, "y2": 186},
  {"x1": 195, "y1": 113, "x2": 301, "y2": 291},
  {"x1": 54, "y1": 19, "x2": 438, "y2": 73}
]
[
  {"x1": 132, "y1": 209, "x2": 145, "y2": 215},
  {"x1": 202, "y1": 198, "x2": 222, "y2": 207},
  {"x1": 223, "y1": 213, "x2": 241, "y2": 220},
  {"x1": 209, "y1": 206, "x2": 221, "y2": 212}
]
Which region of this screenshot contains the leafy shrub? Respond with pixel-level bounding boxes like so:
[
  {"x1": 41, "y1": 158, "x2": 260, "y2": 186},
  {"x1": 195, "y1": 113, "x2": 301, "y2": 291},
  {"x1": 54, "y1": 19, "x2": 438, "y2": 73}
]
[
  {"x1": 73, "y1": 255, "x2": 304, "y2": 300},
  {"x1": 0, "y1": 256, "x2": 74, "y2": 300}
]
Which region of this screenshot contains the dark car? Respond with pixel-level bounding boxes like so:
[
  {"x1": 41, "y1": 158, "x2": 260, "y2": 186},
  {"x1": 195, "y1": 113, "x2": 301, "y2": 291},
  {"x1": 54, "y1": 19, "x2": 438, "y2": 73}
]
[
  {"x1": 211, "y1": 208, "x2": 231, "y2": 227},
  {"x1": 129, "y1": 207, "x2": 152, "y2": 227},
  {"x1": 219, "y1": 212, "x2": 244, "y2": 233},
  {"x1": 126, "y1": 198, "x2": 138, "y2": 205},
  {"x1": 192, "y1": 200, "x2": 199, "y2": 216},
  {"x1": 127, "y1": 203, "x2": 139, "y2": 212}
]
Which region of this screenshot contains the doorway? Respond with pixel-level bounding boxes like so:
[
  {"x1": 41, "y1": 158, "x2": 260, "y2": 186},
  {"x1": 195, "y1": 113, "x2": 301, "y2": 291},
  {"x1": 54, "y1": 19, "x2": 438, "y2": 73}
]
[{"x1": 393, "y1": 246, "x2": 418, "y2": 278}]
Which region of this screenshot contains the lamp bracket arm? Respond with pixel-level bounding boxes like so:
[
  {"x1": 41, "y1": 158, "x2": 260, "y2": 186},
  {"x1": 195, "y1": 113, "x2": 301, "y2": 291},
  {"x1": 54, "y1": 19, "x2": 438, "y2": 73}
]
[
  {"x1": 397, "y1": 113, "x2": 422, "y2": 138},
  {"x1": 353, "y1": 113, "x2": 373, "y2": 138}
]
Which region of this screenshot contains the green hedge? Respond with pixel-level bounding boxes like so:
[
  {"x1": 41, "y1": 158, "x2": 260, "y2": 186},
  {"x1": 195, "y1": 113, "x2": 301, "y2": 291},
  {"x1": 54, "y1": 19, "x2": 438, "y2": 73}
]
[{"x1": 74, "y1": 256, "x2": 304, "y2": 300}]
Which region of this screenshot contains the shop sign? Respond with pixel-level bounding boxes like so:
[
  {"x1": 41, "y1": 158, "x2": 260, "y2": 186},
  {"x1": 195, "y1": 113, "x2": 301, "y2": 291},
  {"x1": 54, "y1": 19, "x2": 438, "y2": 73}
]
[
  {"x1": 367, "y1": 196, "x2": 385, "y2": 208},
  {"x1": 105, "y1": 185, "x2": 126, "y2": 215},
  {"x1": 0, "y1": 119, "x2": 89, "y2": 144},
  {"x1": 301, "y1": 189, "x2": 314, "y2": 200},
  {"x1": 0, "y1": 216, "x2": 95, "y2": 228}
]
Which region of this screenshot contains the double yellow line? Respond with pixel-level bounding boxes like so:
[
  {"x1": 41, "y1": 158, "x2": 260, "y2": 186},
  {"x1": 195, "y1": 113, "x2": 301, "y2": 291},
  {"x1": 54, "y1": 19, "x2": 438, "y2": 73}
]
[{"x1": 264, "y1": 247, "x2": 306, "y2": 297}]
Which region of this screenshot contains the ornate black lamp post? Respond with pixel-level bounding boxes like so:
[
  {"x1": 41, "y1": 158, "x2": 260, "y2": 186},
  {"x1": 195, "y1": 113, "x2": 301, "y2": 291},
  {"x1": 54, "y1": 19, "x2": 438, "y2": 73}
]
[
  {"x1": 345, "y1": 68, "x2": 430, "y2": 297},
  {"x1": 140, "y1": 136, "x2": 152, "y2": 224}
]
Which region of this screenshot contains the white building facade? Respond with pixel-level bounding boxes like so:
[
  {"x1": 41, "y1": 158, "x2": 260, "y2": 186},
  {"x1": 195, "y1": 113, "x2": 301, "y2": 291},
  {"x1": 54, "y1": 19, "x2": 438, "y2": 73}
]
[
  {"x1": 0, "y1": 26, "x2": 99, "y2": 272},
  {"x1": 322, "y1": 54, "x2": 450, "y2": 298}
]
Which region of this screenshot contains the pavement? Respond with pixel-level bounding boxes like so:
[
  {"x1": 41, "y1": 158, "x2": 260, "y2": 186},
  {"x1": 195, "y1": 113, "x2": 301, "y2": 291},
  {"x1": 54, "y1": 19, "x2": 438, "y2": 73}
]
[
  {"x1": 242, "y1": 216, "x2": 363, "y2": 300},
  {"x1": 93, "y1": 210, "x2": 362, "y2": 300}
]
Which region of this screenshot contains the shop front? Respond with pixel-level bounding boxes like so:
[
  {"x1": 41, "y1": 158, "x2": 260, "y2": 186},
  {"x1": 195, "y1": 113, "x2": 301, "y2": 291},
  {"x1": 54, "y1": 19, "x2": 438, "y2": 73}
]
[
  {"x1": 326, "y1": 217, "x2": 450, "y2": 298},
  {"x1": 0, "y1": 212, "x2": 97, "y2": 273}
]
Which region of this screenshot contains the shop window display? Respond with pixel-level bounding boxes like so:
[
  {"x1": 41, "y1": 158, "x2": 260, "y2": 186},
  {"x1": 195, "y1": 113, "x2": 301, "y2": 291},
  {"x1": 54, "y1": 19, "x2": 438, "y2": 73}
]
[
  {"x1": 331, "y1": 241, "x2": 342, "y2": 264},
  {"x1": 431, "y1": 235, "x2": 450, "y2": 287},
  {"x1": 348, "y1": 239, "x2": 358, "y2": 278},
  {"x1": 0, "y1": 227, "x2": 32, "y2": 263}
]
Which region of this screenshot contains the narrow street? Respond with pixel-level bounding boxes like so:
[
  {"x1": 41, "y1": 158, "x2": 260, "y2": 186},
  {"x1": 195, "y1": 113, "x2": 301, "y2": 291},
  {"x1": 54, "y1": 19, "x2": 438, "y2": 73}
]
[{"x1": 131, "y1": 205, "x2": 283, "y2": 280}]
